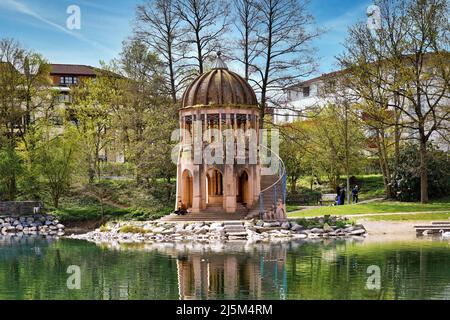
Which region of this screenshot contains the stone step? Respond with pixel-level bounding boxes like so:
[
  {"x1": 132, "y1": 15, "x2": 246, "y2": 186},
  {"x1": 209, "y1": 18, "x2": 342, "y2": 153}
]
[
  {"x1": 160, "y1": 213, "x2": 247, "y2": 222},
  {"x1": 223, "y1": 221, "x2": 244, "y2": 225},
  {"x1": 226, "y1": 232, "x2": 248, "y2": 236},
  {"x1": 225, "y1": 229, "x2": 246, "y2": 233}
]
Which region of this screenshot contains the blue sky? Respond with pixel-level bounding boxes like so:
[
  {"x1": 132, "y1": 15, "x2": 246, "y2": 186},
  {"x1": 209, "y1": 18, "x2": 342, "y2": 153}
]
[{"x1": 0, "y1": 0, "x2": 372, "y2": 75}]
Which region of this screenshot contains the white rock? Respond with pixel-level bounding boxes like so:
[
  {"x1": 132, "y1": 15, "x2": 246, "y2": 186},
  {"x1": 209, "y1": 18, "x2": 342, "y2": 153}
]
[
  {"x1": 350, "y1": 229, "x2": 365, "y2": 235},
  {"x1": 293, "y1": 233, "x2": 307, "y2": 239}
]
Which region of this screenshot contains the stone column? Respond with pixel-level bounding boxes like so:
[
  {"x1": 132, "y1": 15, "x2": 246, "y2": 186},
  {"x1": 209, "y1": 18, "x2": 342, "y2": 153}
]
[
  {"x1": 223, "y1": 164, "x2": 236, "y2": 213},
  {"x1": 192, "y1": 166, "x2": 202, "y2": 212}
]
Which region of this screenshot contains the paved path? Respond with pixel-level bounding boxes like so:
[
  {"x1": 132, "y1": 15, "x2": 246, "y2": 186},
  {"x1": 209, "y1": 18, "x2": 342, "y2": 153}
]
[
  {"x1": 343, "y1": 210, "x2": 450, "y2": 218},
  {"x1": 289, "y1": 208, "x2": 449, "y2": 217}
]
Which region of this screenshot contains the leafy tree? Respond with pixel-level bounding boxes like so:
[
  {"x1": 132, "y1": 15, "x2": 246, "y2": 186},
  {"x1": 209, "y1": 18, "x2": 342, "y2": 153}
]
[
  {"x1": 71, "y1": 69, "x2": 121, "y2": 182},
  {"x1": 308, "y1": 104, "x2": 365, "y2": 192},
  {"x1": 35, "y1": 126, "x2": 81, "y2": 208},
  {"x1": 279, "y1": 121, "x2": 309, "y2": 193},
  {"x1": 338, "y1": 0, "x2": 450, "y2": 203},
  {"x1": 114, "y1": 40, "x2": 178, "y2": 188},
  {"x1": 0, "y1": 147, "x2": 23, "y2": 200}
]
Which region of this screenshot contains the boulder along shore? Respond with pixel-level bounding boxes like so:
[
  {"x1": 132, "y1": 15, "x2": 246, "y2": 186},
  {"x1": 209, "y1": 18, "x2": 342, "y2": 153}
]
[
  {"x1": 68, "y1": 216, "x2": 368, "y2": 244},
  {"x1": 0, "y1": 214, "x2": 65, "y2": 236}
]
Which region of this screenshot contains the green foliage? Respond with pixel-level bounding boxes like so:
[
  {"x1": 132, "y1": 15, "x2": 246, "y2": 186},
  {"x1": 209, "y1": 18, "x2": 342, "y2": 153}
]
[
  {"x1": 125, "y1": 207, "x2": 172, "y2": 221},
  {"x1": 392, "y1": 144, "x2": 450, "y2": 202},
  {"x1": 0, "y1": 147, "x2": 23, "y2": 200},
  {"x1": 295, "y1": 218, "x2": 322, "y2": 228},
  {"x1": 34, "y1": 126, "x2": 82, "y2": 208},
  {"x1": 334, "y1": 220, "x2": 348, "y2": 229},
  {"x1": 118, "y1": 225, "x2": 149, "y2": 234},
  {"x1": 99, "y1": 224, "x2": 110, "y2": 232}
]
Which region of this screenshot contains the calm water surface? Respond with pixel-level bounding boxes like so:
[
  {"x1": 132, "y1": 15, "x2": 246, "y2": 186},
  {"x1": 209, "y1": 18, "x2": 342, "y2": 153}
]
[{"x1": 0, "y1": 236, "x2": 449, "y2": 300}]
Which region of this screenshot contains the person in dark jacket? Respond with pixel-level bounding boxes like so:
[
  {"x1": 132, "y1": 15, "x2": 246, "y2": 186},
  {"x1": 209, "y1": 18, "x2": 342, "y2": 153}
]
[
  {"x1": 339, "y1": 185, "x2": 346, "y2": 205},
  {"x1": 352, "y1": 185, "x2": 359, "y2": 203},
  {"x1": 336, "y1": 185, "x2": 341, "y2": 205}
]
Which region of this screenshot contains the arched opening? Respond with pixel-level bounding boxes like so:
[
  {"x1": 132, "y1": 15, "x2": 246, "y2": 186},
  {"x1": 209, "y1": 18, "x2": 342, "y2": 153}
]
[
  {"x1": 206, "y1": 169, "x2": 223, "y2": 206},
  {"x1": 182, "y1": 170, "x2": 193, "y2": 208},
  {"x1": 237, "y1": 171, "x2": 249, "y2": 205}
]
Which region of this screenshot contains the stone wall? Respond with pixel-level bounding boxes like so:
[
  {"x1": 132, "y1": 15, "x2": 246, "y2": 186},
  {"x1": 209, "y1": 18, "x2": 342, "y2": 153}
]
[{"x1": 0, "y1": 201, "x2": 44, "y2": 217}]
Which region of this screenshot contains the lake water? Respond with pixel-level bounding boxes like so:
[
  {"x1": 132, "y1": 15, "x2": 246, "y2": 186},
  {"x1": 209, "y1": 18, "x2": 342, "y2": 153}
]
[{"x1": 0, "y1": 236, "x2": 449, "y2": 300}]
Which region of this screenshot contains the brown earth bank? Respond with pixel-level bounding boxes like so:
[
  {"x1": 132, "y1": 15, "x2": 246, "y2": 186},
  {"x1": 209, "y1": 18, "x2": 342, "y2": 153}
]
[{"x1": 64, "y1": 219, "x2": 105, "y2": 234}]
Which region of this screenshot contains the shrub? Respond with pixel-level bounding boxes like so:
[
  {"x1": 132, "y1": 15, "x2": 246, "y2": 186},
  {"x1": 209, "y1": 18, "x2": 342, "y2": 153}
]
[
  {"x1": 99, "y1": 225, "x2": 110, "y2": 232},
  {"x1": 118, "y1": 225, "x2": 148, "y2": 234},
  {"x1": 0, "y1": 147, "x2": 24, "y2": 200},
  {"x1": 392, "y1": 144, "x2": 450, "y2": 201}
]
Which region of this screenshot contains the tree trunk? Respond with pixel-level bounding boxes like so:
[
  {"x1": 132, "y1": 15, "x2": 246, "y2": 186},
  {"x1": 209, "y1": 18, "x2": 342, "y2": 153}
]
[
  {"x1": 344, "y1": 103, "x2": 350, "y2": 204},
  {"x1": 375, "y1": 130, "x2": 389, "y2": 197},
  {"x1": 53, "y1": 194, "x2": 59, "y2": 209},
  {"x1": 290, "y1": 177, "x2": 297, "y2": 193},
  {"x1": 419, "y1": 138, "x2": 428, "y2": 203},
  {"x1": 195, "y1": 29, "x2": 203, "y2": 74},
  {"x1": 167, "y1": 44, "x2": 177, "y2": 104},
  {"x1": 380, "y1": 128, "x2": 392, "y2": 198}
]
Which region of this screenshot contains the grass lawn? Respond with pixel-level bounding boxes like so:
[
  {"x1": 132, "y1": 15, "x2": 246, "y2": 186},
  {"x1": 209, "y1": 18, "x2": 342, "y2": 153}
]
[{"x1": 288, "y1": 199, "x2": 450, "y2": 218}]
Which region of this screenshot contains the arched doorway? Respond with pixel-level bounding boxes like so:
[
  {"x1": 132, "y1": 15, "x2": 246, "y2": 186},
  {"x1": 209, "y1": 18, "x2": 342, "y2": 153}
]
[
  {"x1": 206, "y1": 169, "x2": 223, "y2": 205},
  {"x1": 182, "y1": 170, "x2": 193, "y2": 208},
  {"x1": 237, "y1": 171, "x2": 249, "y2": 205}
]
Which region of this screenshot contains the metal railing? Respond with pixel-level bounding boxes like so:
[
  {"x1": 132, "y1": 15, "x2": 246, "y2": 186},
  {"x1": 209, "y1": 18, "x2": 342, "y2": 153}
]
[{"x1": 258, "y1": 144, "x2": 287, "y2": 219}]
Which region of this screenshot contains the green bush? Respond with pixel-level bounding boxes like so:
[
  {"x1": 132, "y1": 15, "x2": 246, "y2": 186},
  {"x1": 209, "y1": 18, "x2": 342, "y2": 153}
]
[
  {"x1": 125, "y1": 207, "x2": 172, "y2": 221},
  {"x1": 119, "y1": 225, "x2": 148, "y2": 234},
  {"x1": 0, "y1": 147, "x2": 24, "y2": 200},
  {"x1": 392, "y1": 144, "x2": 450, "y2": 201}
]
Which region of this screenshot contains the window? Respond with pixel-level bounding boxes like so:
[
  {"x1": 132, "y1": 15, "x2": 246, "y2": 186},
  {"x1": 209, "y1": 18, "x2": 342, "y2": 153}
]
[
  {"x1": 58, "y1": 92, "x2": 72, "y2": 103},
  {"x1": 59, "y1": 76, "x2": 78, "y2": 86},
  {"x1": 303, "y1": 86, "x2": 310, "y2": 97},
  {"x1": 285, "y1": 113, "x2": 290, "y2": 122}
]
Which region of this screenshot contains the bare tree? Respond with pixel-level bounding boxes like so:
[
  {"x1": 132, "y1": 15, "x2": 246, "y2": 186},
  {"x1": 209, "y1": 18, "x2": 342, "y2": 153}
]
[
  {"x1": 175, "y1": 0, "x2": 229, "y2": 74},
  {"x1": 232, "y1": 0, "x2": 260, "y2": 81},
  {"x1": 249, "y1": 0, "x2": 320, "y2": 127},
  {"x1": 134, "y1": 0, "x2": 186, "y2": 103}
]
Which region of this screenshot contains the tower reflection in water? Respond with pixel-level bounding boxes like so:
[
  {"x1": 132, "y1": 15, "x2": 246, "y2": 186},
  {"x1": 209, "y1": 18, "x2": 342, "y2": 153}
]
[{"x1": 176, "y1": 243, "x2": 288, "y2": 300}]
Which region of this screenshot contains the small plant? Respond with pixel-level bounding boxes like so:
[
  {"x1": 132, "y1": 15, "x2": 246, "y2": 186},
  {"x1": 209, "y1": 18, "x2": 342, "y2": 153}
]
[
  {"x1": 296, "y1": 218, "x2": 321, "y2": 228},
  {"x1": 99, "y1": 225, "x2": 110, "y2": 232},
  {"x1": 119, "y1": 225, "x2": 148, "y2": 234},
  {"x1": 334, "y1": 220, "x2": 348, "y2": 229}
]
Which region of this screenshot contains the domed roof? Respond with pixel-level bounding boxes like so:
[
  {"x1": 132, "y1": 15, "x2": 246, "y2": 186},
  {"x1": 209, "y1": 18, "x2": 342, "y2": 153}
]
[{"x1": 181, "y1": 53, "x2": 258, "y2": 108}]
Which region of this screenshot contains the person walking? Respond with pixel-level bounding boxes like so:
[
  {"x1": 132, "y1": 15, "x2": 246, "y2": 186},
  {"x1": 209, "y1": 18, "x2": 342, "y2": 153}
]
[
  {"x1": 339, "y1": 185, "x2": 346, "y2": 205},
  {"x1": 352, "y1": 185, "x2": 359, "y2": 204},
  {"x1": 336, "y1": 185, "x2": 341, "y2": 205}
]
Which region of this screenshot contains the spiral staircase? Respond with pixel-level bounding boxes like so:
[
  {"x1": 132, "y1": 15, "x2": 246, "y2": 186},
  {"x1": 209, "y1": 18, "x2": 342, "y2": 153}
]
[{"x1": 245, "y1": 145, "x2": 287, "y2": 219}]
